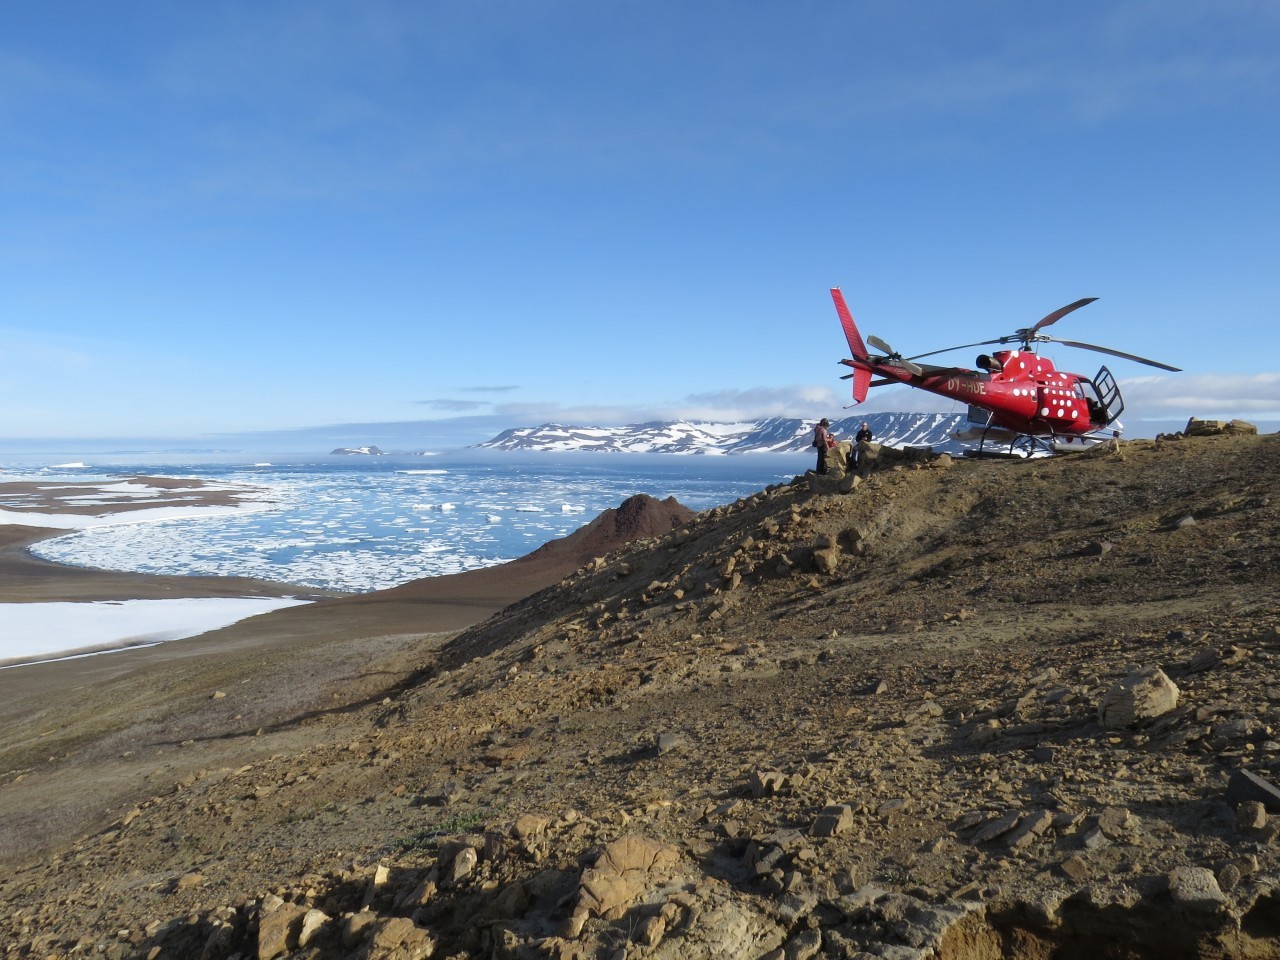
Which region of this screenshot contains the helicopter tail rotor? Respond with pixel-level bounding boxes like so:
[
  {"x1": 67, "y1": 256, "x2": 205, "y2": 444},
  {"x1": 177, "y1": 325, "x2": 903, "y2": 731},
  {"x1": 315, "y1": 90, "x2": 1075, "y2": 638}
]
[
  {"x1": 867, "y1": 334, "x2": 893, "y2": 354},
  {"x1": 830, "y1": 288, "x2": 925, "y2": 387},
  {"x1": 867, "y1": 334, "x2": 924, "y2": 376}
]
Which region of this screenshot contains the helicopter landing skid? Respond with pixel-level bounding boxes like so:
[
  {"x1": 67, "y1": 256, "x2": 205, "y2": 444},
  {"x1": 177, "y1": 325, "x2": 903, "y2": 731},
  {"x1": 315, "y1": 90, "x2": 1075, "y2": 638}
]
[{"x1": 967, "y1": 426, "x2": 1056, "y2": 459}]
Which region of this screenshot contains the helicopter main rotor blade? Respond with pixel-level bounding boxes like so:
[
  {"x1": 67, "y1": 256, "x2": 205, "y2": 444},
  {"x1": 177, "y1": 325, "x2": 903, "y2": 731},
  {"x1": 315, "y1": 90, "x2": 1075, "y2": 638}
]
[
  {"x1": 908, "y1": 298, "x2": 1098, "y2": 360},
  {"x1": 1049, "y1": 338, "x2": 1182, "y2": 372},
  {"x1": 905, "y1": 339, "x2": 1004, "y2": 362},
  {"x1": 1031, "y1": 297, "x2": 1097, "y2": 334}
]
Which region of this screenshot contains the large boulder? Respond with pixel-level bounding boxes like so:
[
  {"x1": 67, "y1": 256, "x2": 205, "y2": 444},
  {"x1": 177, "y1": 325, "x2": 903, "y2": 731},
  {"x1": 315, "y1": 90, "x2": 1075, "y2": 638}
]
[
  {"x1": 359, "y1": 917, "x2": 436, "y2": 960},
  {"x1": 576, "y1": 835, "x2": 682, "y2": 922},
  {"x1": 821, "y1": 440, "x2": 852, "y2": 478},
  {"x1": 257, "y1": 902, "x2": 307, "y2": 960},
  {"x1": 1098, "y1": 666, "x2": 1179, "y2": 728},
  {"x1": 855, "y1": 439, "x2": 881, "y2": 476}
]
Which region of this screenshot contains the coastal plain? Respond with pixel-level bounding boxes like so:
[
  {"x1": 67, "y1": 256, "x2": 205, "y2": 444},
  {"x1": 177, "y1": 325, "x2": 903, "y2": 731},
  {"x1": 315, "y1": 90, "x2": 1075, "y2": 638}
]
[{"x1": 2, "y1": 434, "x2": 1280, "y2": 959}]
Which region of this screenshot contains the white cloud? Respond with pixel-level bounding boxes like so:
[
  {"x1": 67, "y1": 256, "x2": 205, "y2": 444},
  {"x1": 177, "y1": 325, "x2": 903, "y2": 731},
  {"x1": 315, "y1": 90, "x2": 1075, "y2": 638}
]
[
  {"x1": 672, "y1": 386, "x2": 841, "y2": 421},
  {"x1": 485, "y1": 383, "x2": 944, "y2": 426},
  {"x1": 486, "y1": 400, "x2": 679, "y2": 427},
  {"x1": 1118, "y1": 373, "x2": 1280, "y2": 419},
  {"x1": 416, "y1": 398, "x2": 491, "y2": 412},
  {"x1": 839, "y1": 386, "x2": 961, "y2": 416},
  {"x1": 478, "y1": 370, "x2": 1280, "y2": 433}
]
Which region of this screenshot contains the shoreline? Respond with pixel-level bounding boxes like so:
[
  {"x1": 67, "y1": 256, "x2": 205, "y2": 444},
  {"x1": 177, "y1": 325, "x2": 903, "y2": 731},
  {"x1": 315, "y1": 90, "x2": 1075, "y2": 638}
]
[
  {"x1": 0, "y1": 474, "x2": 305, "y2": 598},
  {"x1": 0, "y1": 474, "x2": 348, "y2": 668},
  {"x1": 0, "y1": 470, "x2": 578, "y2": 689},
  {"x1": 0, "y1": 522, "x2": 340, "y2": 668},
  {"x1": 0, "y1": 522, "x2": 338, "y2": 603}
]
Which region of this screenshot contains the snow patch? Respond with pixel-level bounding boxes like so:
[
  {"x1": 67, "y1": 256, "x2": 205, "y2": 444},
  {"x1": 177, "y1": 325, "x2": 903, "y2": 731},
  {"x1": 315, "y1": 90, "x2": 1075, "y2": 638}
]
[{"x1": 0, "y1": 597, "x2": 311, "y2": 668}]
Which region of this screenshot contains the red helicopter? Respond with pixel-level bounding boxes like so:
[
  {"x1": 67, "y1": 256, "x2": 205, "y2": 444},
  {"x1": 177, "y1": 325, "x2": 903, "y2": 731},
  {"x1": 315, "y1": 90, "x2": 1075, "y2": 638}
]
[{"x1": 830, "y1": 288, "x2": 1181, "y2": 457}]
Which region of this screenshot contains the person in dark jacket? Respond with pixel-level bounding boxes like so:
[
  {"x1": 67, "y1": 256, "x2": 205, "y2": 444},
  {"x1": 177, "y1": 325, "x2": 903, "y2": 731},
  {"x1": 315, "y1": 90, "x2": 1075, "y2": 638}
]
[{"x1": 851, "y1": 421, "x2": 873, "y2": 471}]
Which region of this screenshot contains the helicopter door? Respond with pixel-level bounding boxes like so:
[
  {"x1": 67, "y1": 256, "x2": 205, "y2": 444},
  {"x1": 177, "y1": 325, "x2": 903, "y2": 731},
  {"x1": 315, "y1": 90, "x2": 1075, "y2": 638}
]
[{"x1": 1080, "y1": 366, "x2": 1124, "y2": 426}]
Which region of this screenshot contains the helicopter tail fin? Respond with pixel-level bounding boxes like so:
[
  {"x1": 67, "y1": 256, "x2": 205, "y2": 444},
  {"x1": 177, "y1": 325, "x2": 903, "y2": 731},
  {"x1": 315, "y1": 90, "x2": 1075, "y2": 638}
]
[{"x1": 830, "y1": 287, "x2": 872, "y2": 403}]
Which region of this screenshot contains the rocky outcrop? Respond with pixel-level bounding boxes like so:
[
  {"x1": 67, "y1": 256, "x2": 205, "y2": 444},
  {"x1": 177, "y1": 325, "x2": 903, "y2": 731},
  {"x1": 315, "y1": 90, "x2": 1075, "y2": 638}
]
[
  {"x1": 1183, "y1": 418, "x2": 1258, "y2": 436},
  {"x1": 1098, "y1": 666, "x2": 1180, "y2": 728},
  {"x1": 522, "y1": 493, "x2": 695, "y2": 570}
]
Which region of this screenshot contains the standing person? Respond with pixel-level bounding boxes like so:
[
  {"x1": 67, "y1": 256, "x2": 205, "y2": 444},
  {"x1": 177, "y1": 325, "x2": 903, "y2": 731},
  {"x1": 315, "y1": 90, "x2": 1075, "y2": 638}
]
[
  {"x1": 852, "y1": 421, "x2": 874, "y2": 472},
  {"x1": 813, "y1": 418, "x2": 835, "y2": 474}
]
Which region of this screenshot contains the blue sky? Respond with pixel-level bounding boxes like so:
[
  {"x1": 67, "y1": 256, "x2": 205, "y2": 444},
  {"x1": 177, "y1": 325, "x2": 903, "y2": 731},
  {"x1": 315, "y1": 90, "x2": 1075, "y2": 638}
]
[{"x1": 1, "y1": 1, "x2": 1277, "y2": 449}]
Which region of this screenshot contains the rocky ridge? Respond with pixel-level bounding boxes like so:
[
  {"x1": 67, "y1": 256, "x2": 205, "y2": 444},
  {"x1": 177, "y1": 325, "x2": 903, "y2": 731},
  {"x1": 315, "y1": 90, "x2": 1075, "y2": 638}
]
[{"x1": 3, "y1": 430, "x2": 1280, "y2": 959}]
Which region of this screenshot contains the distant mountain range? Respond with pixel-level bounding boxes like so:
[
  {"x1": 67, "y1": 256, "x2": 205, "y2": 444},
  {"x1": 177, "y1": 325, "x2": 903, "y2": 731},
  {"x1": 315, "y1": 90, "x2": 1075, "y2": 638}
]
[{"x1": 471, "y1": 413, "x2": 969, "y2": 455}]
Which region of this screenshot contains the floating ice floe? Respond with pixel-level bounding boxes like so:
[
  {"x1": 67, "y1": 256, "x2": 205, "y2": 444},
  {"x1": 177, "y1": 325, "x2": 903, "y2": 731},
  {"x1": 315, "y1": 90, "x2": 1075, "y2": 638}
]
[
  {"x1": 11, "y1": 455, "x2": 792, "y2": 596},
  {"x1": 0, "y1": 503, "x2": 267, "y2": 530}
]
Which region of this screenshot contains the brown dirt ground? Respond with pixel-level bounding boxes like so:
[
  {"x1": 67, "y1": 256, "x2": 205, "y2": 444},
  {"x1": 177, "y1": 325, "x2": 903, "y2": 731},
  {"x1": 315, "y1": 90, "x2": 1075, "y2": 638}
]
[{"x1": 1, "y1": 436, "x2": 1279, "y2": 959}]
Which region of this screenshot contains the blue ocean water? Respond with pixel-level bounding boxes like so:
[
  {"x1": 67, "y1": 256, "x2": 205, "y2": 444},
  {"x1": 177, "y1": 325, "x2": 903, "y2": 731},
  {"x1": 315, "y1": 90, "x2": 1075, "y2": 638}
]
[{"x1": 9, "y1": 453, "x2": 801, "y2": 593}]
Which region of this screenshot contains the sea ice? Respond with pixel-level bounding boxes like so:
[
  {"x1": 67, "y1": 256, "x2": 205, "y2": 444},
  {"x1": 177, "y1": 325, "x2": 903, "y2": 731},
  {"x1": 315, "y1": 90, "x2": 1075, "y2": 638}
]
[{"x1": 0, "y1": 504, "x2": 264, "y2": 529}]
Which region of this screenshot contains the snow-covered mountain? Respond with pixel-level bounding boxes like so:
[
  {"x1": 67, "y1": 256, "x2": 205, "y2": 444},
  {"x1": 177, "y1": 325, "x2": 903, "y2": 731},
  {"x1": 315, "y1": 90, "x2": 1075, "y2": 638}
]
[{"x1": 473, "y1": 413, "x2": 968, "y2": 455}]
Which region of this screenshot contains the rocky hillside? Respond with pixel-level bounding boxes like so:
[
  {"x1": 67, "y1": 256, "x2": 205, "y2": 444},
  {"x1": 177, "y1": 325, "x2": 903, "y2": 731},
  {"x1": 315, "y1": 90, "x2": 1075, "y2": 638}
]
[{"x1": 3, "y1": 431, "x2": 1280, "y2": 959}]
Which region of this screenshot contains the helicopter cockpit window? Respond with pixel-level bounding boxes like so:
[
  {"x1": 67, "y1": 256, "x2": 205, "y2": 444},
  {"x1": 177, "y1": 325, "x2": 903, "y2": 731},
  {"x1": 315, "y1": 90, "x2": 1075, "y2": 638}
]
[{"x1": 1077, "y1": 378, "x2": 1108, "y2": 424}]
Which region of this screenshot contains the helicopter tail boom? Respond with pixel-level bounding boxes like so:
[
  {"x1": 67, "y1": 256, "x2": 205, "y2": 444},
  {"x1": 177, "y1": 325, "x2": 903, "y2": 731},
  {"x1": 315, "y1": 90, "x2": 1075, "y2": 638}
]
[{"x1": 830, "y1": 288, "x2": 872, "y2": 402}]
